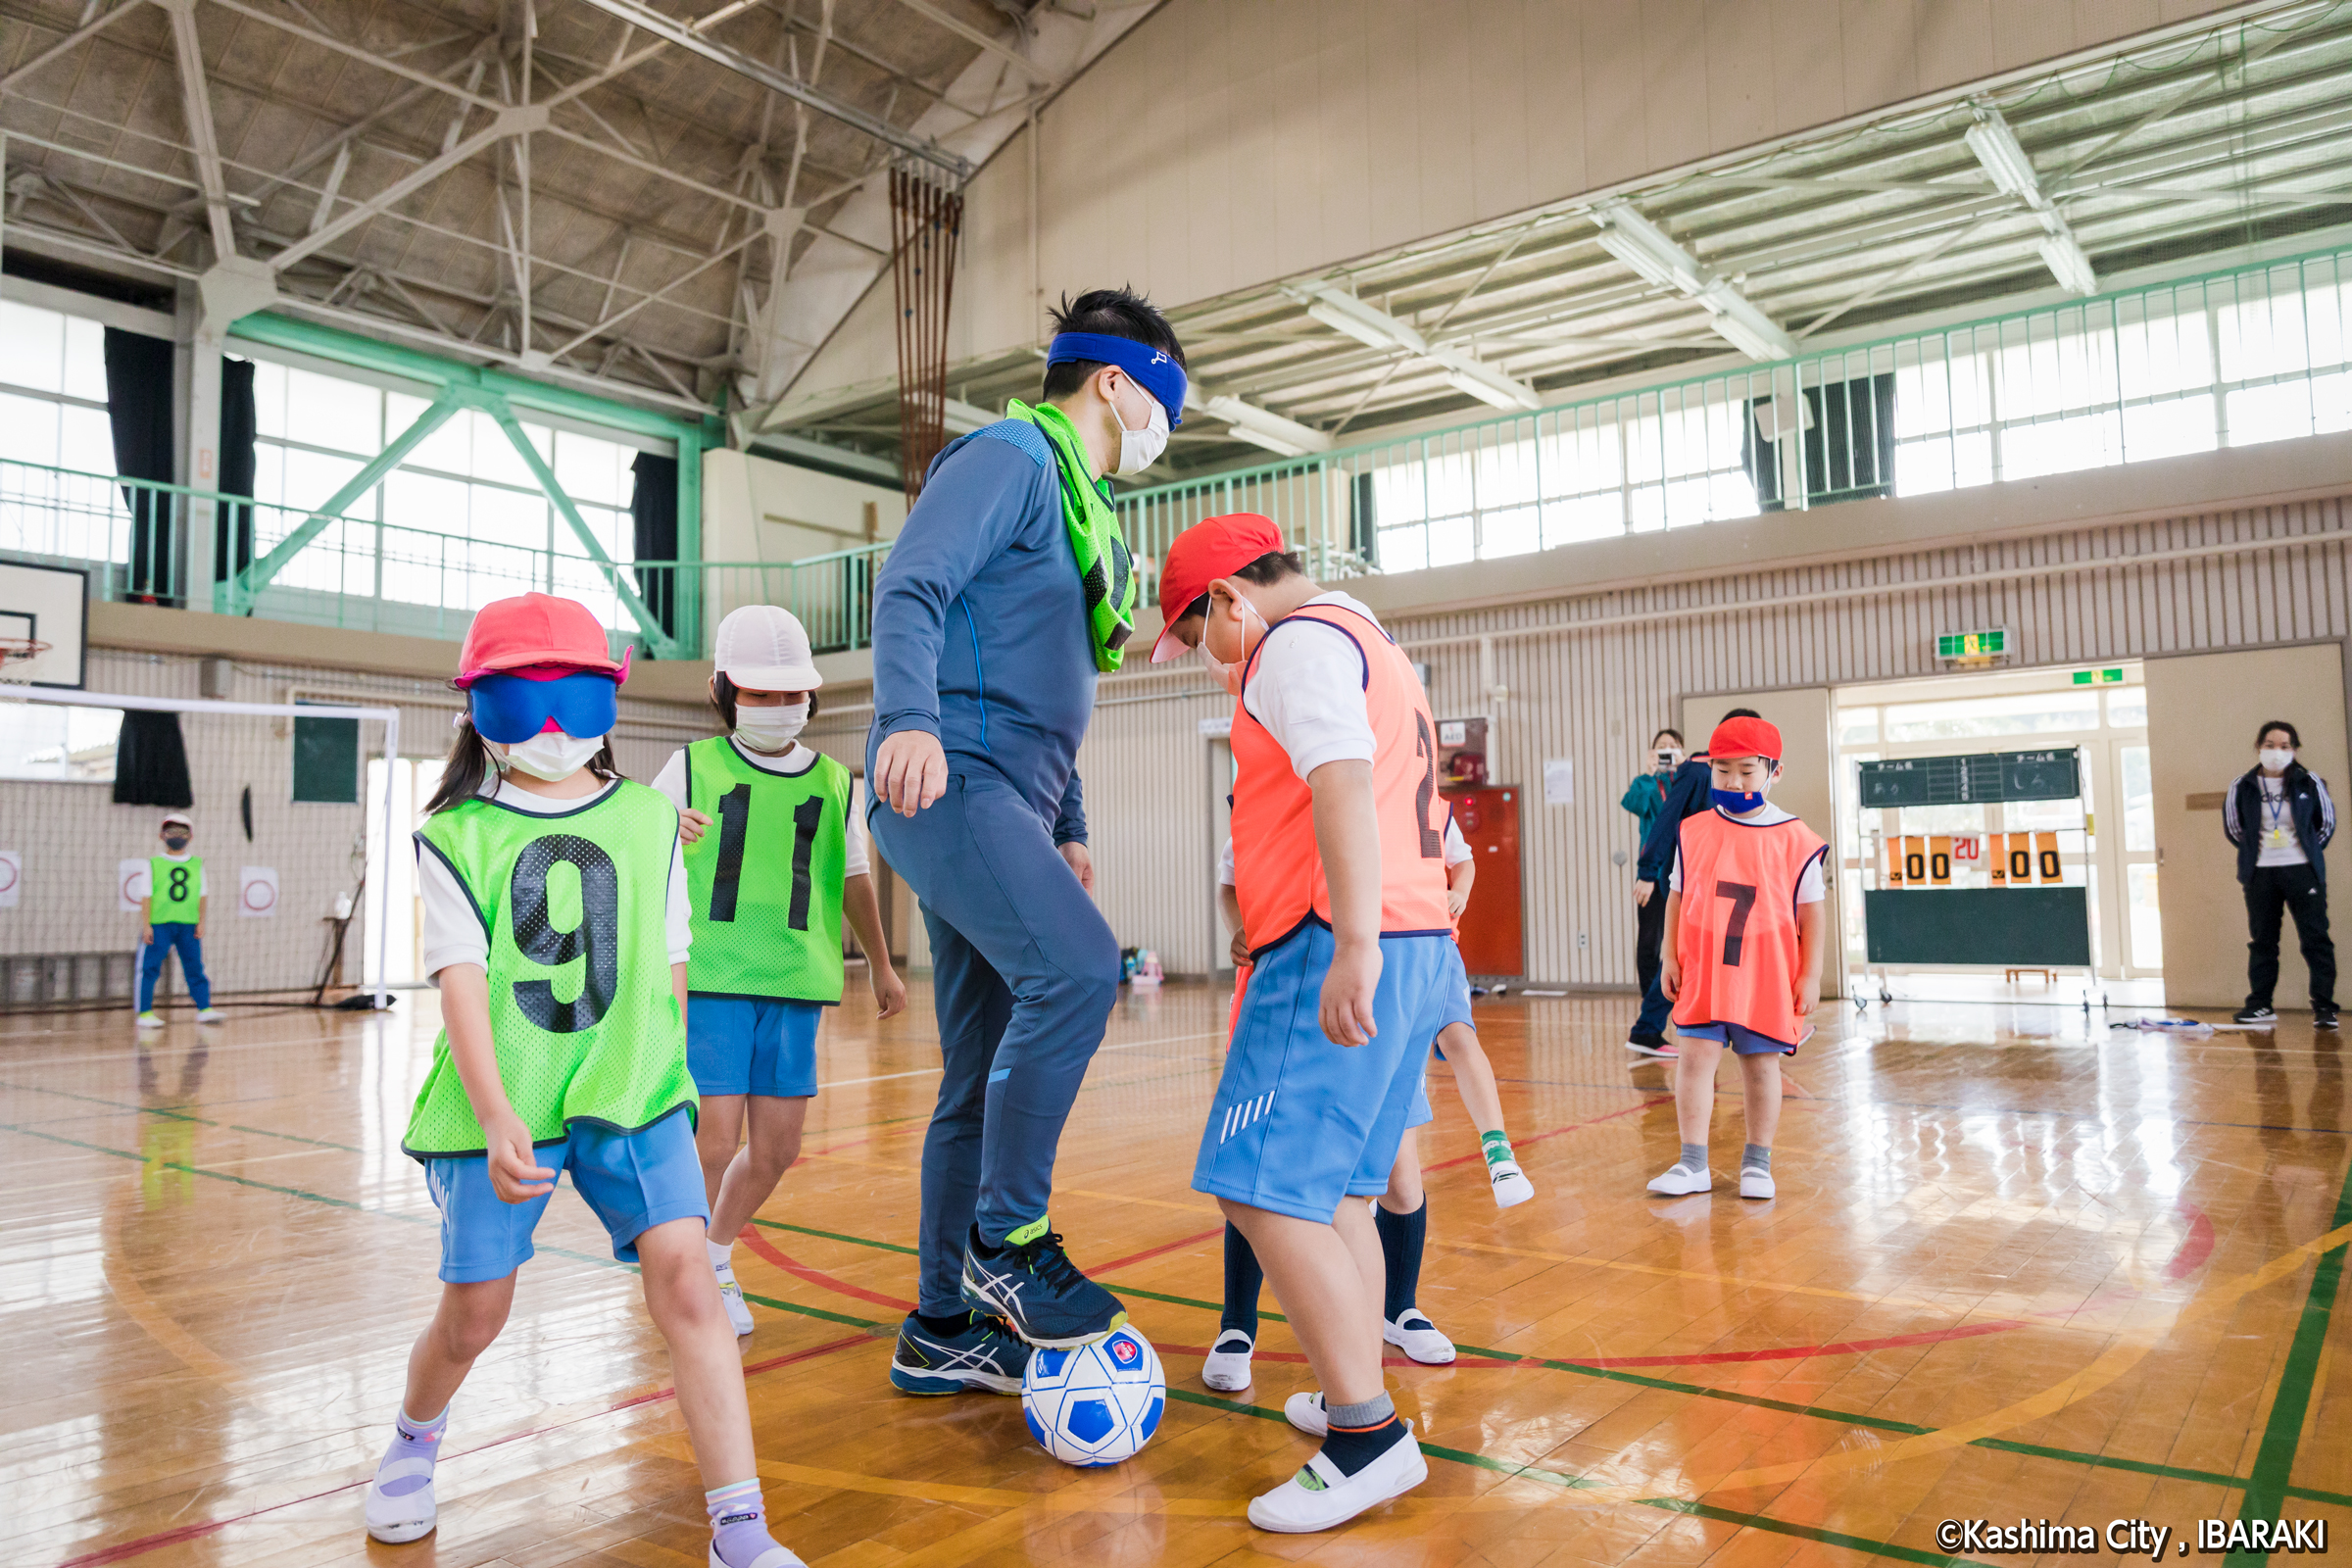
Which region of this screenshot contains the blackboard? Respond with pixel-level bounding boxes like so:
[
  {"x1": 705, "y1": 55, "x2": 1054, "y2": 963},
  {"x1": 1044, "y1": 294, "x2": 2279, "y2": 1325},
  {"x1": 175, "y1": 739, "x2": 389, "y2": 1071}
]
[
  {"x1": 1863, "y1": 887, "x2": 2091, "y2": 966},
  {"x1": 293, "y1": 710, "x2": 359, "y2": 804},
  {"x1": 1856, "y1": 749, "x2": 2080, "y2": 808}
]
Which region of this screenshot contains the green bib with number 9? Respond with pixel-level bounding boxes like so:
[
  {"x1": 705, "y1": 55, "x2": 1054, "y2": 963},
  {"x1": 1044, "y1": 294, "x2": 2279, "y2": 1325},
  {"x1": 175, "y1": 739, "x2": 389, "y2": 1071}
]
[
  {"x1": 682, "y1": 736, "x2": 851, "y2": 1004},
  {"x1": 402, "y1": 781, "x2": 695, "y2": 1158}
]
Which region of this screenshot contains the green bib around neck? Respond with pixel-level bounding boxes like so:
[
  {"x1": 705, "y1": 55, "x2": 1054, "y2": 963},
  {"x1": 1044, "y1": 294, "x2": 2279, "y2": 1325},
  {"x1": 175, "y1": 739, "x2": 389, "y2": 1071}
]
[{"x1": 1008, "y1": 398, "x2": 1138, "y2": 673}]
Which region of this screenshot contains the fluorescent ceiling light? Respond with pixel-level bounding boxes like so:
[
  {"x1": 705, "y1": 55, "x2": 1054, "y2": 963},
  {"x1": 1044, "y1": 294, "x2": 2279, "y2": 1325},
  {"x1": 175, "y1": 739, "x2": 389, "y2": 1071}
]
[
  {"x1": 1591, "y1": 198, "x2": 1793, "y2": 363},
  {"x1": 1429, "y1": 347, "x2": 1541, "y2": 411},
  {"x1": 2037, "y1": 233, "x2": 2098, "y2": 295},
  {"x1": 1296, "y1": 284, "x2": 1428, "y2": 355},
  {"x1": 1304, "y1": 299, "x2": 1402, "y2": 354},
  {"x1": 1964, "y1": 111, "x2": 2039, "y2": 202},
  {"x1": 1203, "y1": 393, "x2": 1332, "y2": 457}
]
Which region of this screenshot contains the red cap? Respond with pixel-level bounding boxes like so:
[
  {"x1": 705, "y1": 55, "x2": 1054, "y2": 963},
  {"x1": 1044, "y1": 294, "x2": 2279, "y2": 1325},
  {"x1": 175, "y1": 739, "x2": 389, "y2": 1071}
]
[
  {"x1": 1150, "y1": 512, "x2": 1285, "y2": 663},
  {"x1": 1708, "y1": 715, "x2": 1782, "y2": 762},
  {"x1": 456, "y1": 592, "x2": 626, "y2": 688}
]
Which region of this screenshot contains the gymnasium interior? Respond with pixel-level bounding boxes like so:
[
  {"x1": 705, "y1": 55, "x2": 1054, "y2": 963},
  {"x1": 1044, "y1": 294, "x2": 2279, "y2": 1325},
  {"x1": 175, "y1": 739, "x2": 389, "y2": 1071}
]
[{"x1": 7, "y1": 0, "x2": 2352, "y2": 1560}]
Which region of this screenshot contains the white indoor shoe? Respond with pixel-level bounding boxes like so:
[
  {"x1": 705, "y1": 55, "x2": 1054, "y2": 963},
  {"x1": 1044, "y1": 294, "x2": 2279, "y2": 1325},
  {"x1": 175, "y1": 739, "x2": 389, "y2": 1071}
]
[
  {"x1": 1202, "y1": 1329, "x2": 1253, "y2": 1392},
  {"x1": 1284, "y1": 1391, "x2": 1329, "y2": 1437},
  {"x1": 1740, "y1": 1167, "x2": 1777, "y2": 1200},
  {"x1": 1489, "y1": 1158, "x2": 1536, "y2": 1207},
  {"x1": 1248, "y1": 1428, "x2": 1428, "y2": 1533},
  {"x1": 364, "y1": 1458, "x2": 437, "y2": 1544},
  {"x1": 1646, "y1": 1161, "x2": 1712, "y2": 1196},
  {"x1": 714, "y1": 1259, "x2": 756, "y2": 1338},
  {"x1": 135, "y1": 1011, "x2": 164, "y2": 1029},
  {"x1": 1383, "y1": 1310, "x2": 1456, "y2": 1365},
  {"x1": 195, "y1": 1007, "x2": 226, "y2": 1024}
]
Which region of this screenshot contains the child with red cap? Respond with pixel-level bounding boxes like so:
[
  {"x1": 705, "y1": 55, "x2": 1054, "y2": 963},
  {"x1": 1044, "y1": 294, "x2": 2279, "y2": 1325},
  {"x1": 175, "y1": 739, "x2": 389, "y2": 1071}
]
[
  {"x1": 1155, "y1": 514, "x2": 1456, "y2": 1533},
  {"x1": 366, "y1": 592, "x2": 805, "y2": 1568},
  {"x1": 1649, "y1": 713, "x2": 1829, "y2": 1200}
]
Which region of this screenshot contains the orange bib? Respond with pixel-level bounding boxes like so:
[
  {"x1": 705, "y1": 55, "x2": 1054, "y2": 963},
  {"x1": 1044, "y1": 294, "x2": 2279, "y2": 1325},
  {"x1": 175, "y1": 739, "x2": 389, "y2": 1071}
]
[
  {"x1": 1230, "y1": 604, "x2": 1452, "y2": 955},
  {"x1": 1671, "y1": 810, "x2": 1828, "y2": 1044}
]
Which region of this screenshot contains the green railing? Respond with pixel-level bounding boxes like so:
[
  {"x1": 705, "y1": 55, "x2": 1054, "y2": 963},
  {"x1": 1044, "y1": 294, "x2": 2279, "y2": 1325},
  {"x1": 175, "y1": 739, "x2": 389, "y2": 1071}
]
[
  {"x1": 1114, "y1": 240, "x2": 2352, "y2": 575},
  {"x1": 0, "y1": 456, "x2": 887, "y2": 659}
]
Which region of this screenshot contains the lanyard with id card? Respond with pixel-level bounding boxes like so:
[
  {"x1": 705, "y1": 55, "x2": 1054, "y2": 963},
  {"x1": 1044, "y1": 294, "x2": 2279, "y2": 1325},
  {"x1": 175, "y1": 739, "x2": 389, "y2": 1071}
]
[{"x1": 2264, "y1": 784, "x2": 2297, "y2": 852}]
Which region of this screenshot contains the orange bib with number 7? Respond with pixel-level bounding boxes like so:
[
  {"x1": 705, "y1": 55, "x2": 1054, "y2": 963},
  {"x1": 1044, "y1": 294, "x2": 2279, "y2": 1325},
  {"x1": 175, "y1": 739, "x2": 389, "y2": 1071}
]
[{"x1": 1672, "y1": 810, "x2": 1829, "y2": 1045}]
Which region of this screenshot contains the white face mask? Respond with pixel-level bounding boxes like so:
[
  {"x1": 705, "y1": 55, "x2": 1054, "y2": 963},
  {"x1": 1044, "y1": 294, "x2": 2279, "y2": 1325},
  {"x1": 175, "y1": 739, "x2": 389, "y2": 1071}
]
[
  {"x1": 735, "y1": 701, "x2": 809, "y2": 752},
  {"x1": 491, "y1": 729, "x2": 606, "y2": 782},
  {"x1": 2261, "y1": 747, "x2": 2295, "y2": 772},
  {"x1": 1110, "y1": 381, "x2": 1169, "y2": 476}
]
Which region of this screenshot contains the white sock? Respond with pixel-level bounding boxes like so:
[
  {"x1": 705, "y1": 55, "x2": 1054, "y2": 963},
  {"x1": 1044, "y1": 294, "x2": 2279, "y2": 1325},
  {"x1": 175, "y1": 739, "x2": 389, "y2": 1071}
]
[{"x1": 707, "y1": 1238, "x2": 734, "y2": 1270}]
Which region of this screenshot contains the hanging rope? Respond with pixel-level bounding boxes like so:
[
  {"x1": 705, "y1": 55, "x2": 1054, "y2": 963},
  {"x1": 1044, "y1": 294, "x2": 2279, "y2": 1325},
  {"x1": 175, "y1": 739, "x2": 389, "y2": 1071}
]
[{"x1": 890, "y1": 162, "x2": 964, "y2": 507}]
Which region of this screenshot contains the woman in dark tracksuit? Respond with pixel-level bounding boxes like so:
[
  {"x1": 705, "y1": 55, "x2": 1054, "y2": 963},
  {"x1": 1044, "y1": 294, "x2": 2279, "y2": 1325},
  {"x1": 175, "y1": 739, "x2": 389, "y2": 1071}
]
[{"x1": 2224, "y1": 719, "x2": 2337, "y2": 1028}]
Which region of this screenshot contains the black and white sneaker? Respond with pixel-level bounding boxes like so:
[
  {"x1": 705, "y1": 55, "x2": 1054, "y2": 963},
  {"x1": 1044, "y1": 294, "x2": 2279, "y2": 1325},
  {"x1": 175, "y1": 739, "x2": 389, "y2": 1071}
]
[
  {"x1": 2233, "y1": 1006, "x2": 2278, "y2": 1027},
  {"x1": 2317, "y1": 1006, "x2": 2340, "y2": 1031},
  {"x1": 959, "y1": 1222, "x2": 1126, "y2": 1348},
  {"x1": 888, "y1": 1310, "x2": 1030, "y2": 1395}
]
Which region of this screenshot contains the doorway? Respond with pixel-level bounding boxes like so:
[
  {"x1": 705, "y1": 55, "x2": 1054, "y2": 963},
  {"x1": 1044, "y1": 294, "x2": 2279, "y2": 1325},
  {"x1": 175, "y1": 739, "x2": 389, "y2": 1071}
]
[
  {"x1": 364, "y1": 756, "x2": 444, "y2": 989},
  {"x1": 1830, "y1": 663, "x2": 2159, "y2": 1004}
]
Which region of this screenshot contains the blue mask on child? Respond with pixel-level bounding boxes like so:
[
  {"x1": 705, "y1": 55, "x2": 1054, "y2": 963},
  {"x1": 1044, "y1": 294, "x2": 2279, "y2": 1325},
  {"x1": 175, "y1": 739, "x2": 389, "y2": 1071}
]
[{"x1": 1712, "y1": 787, "x2": 1767, "y2": 814}]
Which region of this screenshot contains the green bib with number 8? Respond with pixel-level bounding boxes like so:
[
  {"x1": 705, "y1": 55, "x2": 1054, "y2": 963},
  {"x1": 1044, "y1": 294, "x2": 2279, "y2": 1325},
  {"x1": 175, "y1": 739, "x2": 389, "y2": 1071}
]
[
  {"x1": 148, "y1": 856, "x2": 202, "y2": 922},
  {"x1": 402, "y1": 781, "x2": 695, "y2": 1158},
  {"x1": 681, "y1": 736, "x2": 851, "y2": 1003}
]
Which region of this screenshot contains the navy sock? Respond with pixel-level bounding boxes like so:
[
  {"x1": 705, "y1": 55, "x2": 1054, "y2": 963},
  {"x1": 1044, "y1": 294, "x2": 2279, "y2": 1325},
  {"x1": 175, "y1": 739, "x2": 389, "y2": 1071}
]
[
  {"x1": 1220, "y1": 1224, "x2": 1263, "y2": 1336},
  {"x1": 914, "y1": 1309, "x2": 971, "y2": 1337},
  {"x1": 1321, "y1": 1413, "x2": 1409, "y2": 1477},
  {"x1": 1375, "y1": 1200, "x2": 1426, "y2": 1322}
]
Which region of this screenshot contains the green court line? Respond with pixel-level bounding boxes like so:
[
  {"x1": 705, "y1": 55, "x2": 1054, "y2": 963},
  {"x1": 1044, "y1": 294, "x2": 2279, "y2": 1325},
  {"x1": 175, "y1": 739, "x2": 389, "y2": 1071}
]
[
  {"x1": 2225, "y1": 1157, "x2": 2352, "y2": 1568},
  {"x1": 751, "y1": 1217, "x2": 919, "y2": 1255},
  {"x1": 0, "y1": 1078, "x2": 368, "y2": 1152},
  {"x1": 1642, "y1": 1497, "x2": 1993, "y2": 1568}
]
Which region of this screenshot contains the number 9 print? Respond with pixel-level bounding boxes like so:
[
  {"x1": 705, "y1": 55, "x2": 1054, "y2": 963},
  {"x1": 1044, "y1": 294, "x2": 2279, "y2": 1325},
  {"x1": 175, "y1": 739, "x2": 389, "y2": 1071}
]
[{"x1": 510, "y1": 835, "x2": 619, "y2": 1033}]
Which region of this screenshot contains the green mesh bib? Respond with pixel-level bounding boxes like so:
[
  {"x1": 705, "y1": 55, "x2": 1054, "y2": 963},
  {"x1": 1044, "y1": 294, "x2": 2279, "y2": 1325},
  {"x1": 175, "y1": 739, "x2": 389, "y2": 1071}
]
[
  {"x1": 148, "y1": 856, "x2": 202, "y2": 922},
  {"x1": 403, "y1": 781, "x2": 695, "y2": 1158},
  {"x1": 682, "y1": 737, "x2": 852, "y2": 1003}
]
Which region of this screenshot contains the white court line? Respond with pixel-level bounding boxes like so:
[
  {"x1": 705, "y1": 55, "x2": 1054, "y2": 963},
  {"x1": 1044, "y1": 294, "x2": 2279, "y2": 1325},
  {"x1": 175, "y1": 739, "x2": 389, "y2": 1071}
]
[{"x1": 815, "y1": 1028, "x2": 1222, "y2": 1091}]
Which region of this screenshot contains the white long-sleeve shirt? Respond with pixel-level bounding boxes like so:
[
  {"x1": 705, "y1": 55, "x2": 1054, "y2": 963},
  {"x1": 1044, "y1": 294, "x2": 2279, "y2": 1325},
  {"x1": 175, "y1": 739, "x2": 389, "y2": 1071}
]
[
  {"x1": 649, "y1": 738, "x2": 871, "y2": 878},
  {"x1": 417, "y1": 778, "x2": 693, "y2": 982}
]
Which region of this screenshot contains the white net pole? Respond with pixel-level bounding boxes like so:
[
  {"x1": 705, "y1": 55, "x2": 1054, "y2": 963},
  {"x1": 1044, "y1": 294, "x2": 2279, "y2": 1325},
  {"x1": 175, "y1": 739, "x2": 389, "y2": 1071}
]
[{"x1": 375, "y1": 709, "x2": 398, "y2": 1009}]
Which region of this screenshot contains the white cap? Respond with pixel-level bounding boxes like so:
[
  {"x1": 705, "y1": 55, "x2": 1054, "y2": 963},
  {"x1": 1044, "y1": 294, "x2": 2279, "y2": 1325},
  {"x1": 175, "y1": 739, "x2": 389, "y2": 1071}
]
[
  {"x1": 712, "y1": 605, "x2": 822, "y2": 691},
  {"x1": 161, "y1": 812, "x2": 193, "y2": 829}
]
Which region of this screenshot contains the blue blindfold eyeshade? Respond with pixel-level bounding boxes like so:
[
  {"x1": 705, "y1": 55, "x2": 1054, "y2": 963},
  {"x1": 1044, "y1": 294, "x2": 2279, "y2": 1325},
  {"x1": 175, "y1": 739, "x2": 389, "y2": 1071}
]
[
  {"x1": 1046, "y1": 331, "x2": 1187, "y2": 428},
  {"x1": 468, "y1": 670, "x2": 618, "y2": 745}
]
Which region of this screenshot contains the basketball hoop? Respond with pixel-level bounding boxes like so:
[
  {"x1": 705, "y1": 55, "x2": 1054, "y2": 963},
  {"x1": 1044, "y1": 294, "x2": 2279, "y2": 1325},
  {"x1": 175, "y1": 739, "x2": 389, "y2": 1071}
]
[{"x1": 0, "y1": 637, "x2": 50, "y2": 699}]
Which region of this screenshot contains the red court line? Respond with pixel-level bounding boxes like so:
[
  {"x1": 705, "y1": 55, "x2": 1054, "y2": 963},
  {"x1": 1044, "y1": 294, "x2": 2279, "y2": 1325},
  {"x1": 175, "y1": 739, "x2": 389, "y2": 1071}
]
[
  {"x1": 52, "y1": 1331, "x2": 872, "y2": 1568},
  {"x1": 2169, "y1": 1200, "x2": 2216, "y2": 1279},
  {"x1": 1094, "y1": 1226, "x2": 1226, "y2": 1273},
  {"x1": 739, "y1": 1226, "x2": 917, "y2": 1312},
  {"x1": 1425, "y1": 1095, "x2": 1670, "y2": 1173}
]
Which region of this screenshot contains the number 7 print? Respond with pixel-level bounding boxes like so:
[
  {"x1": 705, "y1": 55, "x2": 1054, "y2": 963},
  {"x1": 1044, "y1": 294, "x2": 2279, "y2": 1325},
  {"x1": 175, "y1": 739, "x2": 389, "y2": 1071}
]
[{"x1": 1715, "y1": 880, "x2": 1757, "y2": 966}]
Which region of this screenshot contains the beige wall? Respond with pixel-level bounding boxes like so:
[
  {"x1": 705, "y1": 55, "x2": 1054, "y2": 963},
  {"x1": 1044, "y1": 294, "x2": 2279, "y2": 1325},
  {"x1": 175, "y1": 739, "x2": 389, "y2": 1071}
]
[
  {"x1": 701, "y1": 449, "x2": 907, "y2": 564},
  {"x1": 792, "y1": 0, "x2": 2240, "y2": 397}
]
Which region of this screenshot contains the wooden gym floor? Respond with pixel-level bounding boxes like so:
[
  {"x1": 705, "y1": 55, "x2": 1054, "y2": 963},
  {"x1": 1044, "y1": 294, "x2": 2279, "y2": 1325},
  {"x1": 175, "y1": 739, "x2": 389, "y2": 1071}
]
[{"x1": 7, "y1": 982, "x2": 2350, "y2": 1567}]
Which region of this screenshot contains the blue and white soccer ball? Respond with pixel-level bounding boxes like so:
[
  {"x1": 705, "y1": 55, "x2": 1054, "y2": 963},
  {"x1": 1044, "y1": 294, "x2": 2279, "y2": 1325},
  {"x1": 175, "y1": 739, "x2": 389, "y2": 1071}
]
[{"x1": 1020, "y1": 1325, "x2": 1165, "y2": 1466}]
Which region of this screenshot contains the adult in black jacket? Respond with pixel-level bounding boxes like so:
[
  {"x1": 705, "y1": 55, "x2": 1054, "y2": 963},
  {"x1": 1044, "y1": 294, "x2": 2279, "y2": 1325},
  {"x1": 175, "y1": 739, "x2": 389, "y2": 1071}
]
[
  {"x1": 2223, "y1": 719, "x2": 2338, "y2": 1028},
  {"x1": 1627, "y1": 708, "x2": 1765, "y2": 1055}
]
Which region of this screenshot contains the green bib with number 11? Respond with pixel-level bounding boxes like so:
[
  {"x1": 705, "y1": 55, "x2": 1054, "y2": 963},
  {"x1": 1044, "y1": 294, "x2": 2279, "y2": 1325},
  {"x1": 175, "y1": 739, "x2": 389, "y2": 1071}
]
[
  {"x1": 402, "y1": 781, "x2": 694, "y2": 1159},
  {"x1": 682, "y1": 736, "x2": 851, "y2": 1003}
]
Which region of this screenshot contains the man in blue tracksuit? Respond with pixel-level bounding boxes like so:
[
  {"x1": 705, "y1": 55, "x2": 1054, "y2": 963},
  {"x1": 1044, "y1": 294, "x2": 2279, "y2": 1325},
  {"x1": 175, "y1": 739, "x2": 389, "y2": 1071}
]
[{"x1": 867, "y1": 288, "x2": 1189, "y2": 1389}]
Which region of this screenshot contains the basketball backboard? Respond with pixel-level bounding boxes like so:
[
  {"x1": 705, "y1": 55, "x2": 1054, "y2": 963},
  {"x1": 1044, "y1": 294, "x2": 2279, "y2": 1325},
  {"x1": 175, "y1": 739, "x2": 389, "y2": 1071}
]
[{"x1": 0, "y1": 561, "x2": 88, "y2": 688}]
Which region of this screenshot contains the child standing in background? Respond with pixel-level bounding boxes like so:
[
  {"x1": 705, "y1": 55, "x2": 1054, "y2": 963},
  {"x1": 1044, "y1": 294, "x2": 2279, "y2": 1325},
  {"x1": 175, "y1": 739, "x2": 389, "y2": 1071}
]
[
  {"x1": 367, "y1": 593, "x2": 803, "y2": 1568},
  {"x1": 1649, "y1": 714, "x2": 1827, "y2": 1201},
  {"x1": 135, "y1": 812, "x2": 224, "y2": 1027},
  {"x1": 651, "y1": 605, "x2": 909, "y2": 1344}
]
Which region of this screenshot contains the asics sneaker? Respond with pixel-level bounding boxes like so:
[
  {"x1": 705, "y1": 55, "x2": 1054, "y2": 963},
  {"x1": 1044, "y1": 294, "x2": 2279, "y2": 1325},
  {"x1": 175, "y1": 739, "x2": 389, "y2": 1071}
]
[
  {"x1": 888, "y1": 1309, "x2": 1030, "y2": 1395},
  {"x1": 1202, "y1": 1329, "x2": 1254, "y2": 1392},
  {"x1": 1489, "y1": 1157, "x2": 1535, "y2": 1207},
  {"x1": 1383, "y1": 1310, "x2": 1456, "y2": 1365},
  {"x1": 959, "y1": 1222, "x2": 1125, "y2": 1348}
]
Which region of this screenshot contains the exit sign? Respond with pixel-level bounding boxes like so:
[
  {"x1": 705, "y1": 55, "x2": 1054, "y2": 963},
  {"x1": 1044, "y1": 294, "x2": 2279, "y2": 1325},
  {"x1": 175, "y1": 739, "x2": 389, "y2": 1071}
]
[
  {"x1": 1937, "y1": 628, "x2": 2008, "y2": 660},
  {"x1": 2070, "y1": 667, "x2": 2126, "y2": 685}
]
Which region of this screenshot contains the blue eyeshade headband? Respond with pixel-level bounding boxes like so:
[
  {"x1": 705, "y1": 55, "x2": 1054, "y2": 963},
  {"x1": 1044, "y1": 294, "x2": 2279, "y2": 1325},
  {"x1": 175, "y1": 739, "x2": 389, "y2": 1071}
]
[
  {"x1": 468, "y1": 670, "x2": 618, "y2": 745},
  {"x1": 1046, "y1": 331, "x2": 1187, "y2": 428}
]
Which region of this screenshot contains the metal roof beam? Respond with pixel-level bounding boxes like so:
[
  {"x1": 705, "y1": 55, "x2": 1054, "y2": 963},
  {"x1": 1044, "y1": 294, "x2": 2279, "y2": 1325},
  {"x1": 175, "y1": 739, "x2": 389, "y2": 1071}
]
[{"x1": 563, "y1": 0, "x2": 972, "y2": 180}]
